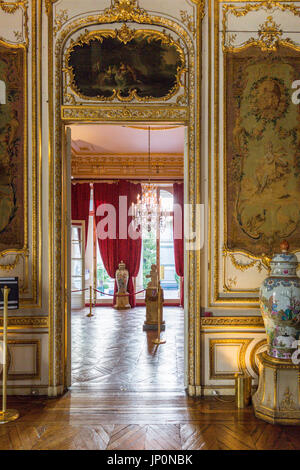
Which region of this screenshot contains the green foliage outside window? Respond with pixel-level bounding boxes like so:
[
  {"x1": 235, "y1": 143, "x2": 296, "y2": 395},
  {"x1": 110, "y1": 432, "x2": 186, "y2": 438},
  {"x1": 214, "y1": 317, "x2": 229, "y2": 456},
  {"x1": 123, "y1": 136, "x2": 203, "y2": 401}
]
[
  {"x1": 97, "y1": 264, "x2": 110, "y2": 290},
  {"x1": 143, "y1": 234, "x2": 157, "y2": 288}
]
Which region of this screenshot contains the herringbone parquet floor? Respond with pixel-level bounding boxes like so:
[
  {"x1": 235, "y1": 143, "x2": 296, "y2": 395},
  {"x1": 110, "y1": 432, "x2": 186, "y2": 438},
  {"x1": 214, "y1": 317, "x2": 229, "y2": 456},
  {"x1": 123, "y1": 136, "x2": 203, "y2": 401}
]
[
  {"x1": 1, "y1": 306, "x2": 300, "y2": 450},
  {"x1": 1, "y1": 393, "x2": 300, "y2": 450},
  {"x1": 71, "y1": 306, "x2": 184, "y2": 391}
]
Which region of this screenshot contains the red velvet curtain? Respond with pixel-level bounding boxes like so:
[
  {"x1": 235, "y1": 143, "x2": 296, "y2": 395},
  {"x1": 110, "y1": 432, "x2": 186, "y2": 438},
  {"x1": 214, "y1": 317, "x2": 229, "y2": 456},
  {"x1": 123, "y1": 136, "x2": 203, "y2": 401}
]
[
  {"x1": 71, "y1": 183, "x2": 91, "y2": 249},
  {"x1": 94, "y1": 181, "x2": 142, "y2": 307},
  {"x1": 173, "y1": 182, "x2": 184, "y2": 307}
]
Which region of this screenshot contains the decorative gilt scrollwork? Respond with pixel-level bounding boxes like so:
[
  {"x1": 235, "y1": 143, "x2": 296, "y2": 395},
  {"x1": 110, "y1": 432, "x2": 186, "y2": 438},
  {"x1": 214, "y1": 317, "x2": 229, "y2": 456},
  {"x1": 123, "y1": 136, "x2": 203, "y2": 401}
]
[
  {"x1": 255, "y1": 16, "x2": 283, "y2": 51},
  {"x1": 222, "y1": 1, "x2": 300, "y2": 52},
  {"x1": 0, "y1": 254, "x2": 21, "y2": 271},
  {"x1": 100, "y1": 0, "x2": 150, "y2": 24},
  {"x1": 224, "y1": 246, "x2": 270, "y2": 272},
  {"x1": 222, "y1": 249, "x2": 268, "y2": 293},
  {"x1": 229, "y1": 254, "x2": 261, "y2": 272},
  {"x1": 0, "y1": 1, "x2": 26, "y2": 14},
  {"x1": 180, "y1": 10, "x2": 196, "y2": 38},
  {"x1": 0, "y1": 1, "x2": 28, "y2": 47},
  {"x1": 54, "y1": 9, "x2": 68, "y2": 36}
]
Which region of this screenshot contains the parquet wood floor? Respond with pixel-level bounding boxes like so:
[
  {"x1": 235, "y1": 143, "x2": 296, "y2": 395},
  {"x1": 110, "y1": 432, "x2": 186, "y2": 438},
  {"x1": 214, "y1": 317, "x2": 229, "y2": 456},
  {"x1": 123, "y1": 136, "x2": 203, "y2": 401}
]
[
  {"x1": 2, "y1": 394, "x2": 300, "y2": 450},
  {"x1": 71, "y1": 306, "x2": 184, "y2": 391},
  {"x1": 1, "y1": 306, "x2": 300, "y2": 450}
]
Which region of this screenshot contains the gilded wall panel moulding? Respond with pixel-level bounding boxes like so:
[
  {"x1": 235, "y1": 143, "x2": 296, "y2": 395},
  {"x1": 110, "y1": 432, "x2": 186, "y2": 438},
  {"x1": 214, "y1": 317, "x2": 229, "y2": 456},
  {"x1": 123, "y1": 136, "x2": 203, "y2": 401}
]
[
  {"x1": 6, "y1": 339, "x2": 41, "y2": 380},
  {"x1": 45, "y1": 0, "x2": 58, "y2": 16},
  {"x1": 224, "y1": 46, "x2": 300, "y2": 256},
  {"x1": 209, "y1": 338, "x2": 253, "y2": 379},
  {"x1": 0, "y1": 0, "x2": 40, "y2": 307},
  {"x1": 0, "y1": 1, "x2": 29, "y2": 47},
  {"x1": 0, "y1": 316, "x2": 48, "y2": 328},
  {"x1": 222, "y1": 1, "x2": 300, "y2": 52},
  {"x1": 201, "y1": 316, "x2": 264, "y2": 328},
  {"x1": 211, "y1": 0, "x2": 300, "y2": 306},
  {"x1": 0, "y1": 42, "x2": 28, "y2": 256}
]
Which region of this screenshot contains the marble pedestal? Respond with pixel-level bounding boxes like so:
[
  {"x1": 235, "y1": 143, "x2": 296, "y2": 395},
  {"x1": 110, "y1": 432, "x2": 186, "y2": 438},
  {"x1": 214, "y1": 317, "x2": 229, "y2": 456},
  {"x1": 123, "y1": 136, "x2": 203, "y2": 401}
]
[
  {"x1": 253, "y1": 352, "x2": 300, "y2": 425},
  {"x1": 143, "y1": 286, "x2": 165, "y2": 331}
]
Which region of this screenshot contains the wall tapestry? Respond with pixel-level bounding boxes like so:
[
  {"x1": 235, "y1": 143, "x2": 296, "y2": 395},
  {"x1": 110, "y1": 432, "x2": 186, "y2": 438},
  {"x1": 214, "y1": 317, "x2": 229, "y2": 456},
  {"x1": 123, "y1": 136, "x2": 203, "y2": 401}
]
[
  {"x1": 66, "y1": 27, "x2": 185, "y2": 102},
  {"x1": 225, "y1": 45, "x2": 300, "y2": 257},
  {"x1": 0, "y1": 45, "x2": 25, "y2": 252}
]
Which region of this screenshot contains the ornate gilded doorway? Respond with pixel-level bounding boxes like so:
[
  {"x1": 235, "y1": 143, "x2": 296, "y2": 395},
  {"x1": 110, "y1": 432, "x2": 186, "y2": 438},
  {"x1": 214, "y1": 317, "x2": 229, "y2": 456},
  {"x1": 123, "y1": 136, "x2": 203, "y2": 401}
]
[{"x1": 47, "y1": 0, "x2": 203, "y2": 397}]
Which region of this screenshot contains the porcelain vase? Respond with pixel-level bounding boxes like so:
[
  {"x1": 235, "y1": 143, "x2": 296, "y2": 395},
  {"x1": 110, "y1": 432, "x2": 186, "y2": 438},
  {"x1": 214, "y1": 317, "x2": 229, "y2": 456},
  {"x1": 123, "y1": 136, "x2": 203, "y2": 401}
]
[
  {"x1": 260, "y1": 241, "x2": 300, "y2": 360},
  {"x1": 115, "y1": 260, "x2": 129, "y2": 294}
]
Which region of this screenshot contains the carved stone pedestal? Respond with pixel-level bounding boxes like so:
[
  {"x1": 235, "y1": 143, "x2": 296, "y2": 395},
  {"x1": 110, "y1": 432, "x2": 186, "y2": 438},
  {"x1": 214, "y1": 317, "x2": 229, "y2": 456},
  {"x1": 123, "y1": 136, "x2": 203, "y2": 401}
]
[
  {"x1": 252, "y1": 352, "x2": 300, "y2": 425},
  {"x1": 114, "y1": 294, "x2": 130, "y2": 310},
  {"x1": 143, "y1": 286, "x2": 165, "y2": 331}
]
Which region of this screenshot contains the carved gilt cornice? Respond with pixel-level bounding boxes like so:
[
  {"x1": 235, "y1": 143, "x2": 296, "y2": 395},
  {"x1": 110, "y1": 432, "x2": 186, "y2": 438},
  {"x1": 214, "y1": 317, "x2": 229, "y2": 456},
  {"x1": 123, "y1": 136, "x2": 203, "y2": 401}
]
[
  {"x1": 61, "y1": 105, "x2": 189, "y2": 122},
  {"x1": 72, "y1": 154, "x2": 184, "y2": 180}
]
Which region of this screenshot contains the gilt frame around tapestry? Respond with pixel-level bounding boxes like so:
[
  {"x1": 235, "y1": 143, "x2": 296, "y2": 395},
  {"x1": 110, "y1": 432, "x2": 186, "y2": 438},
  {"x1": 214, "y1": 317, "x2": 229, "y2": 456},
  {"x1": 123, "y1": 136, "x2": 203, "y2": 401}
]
[
  {"x1": 0, "y1": 44, "x2": 26, "y2": 253},
  {"x1": 65, "y1": 27, "x2": 185, "y2": 102},
  {"x1": 225, "y1": 45, "x2": 300, "y2": 257}
]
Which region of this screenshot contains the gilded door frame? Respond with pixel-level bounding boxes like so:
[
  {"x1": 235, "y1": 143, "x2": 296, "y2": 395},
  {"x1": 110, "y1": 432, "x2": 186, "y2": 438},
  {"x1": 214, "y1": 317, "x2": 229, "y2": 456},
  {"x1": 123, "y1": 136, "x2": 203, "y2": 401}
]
[{"x1": 46, "y1": 0, "x2": 204, "y2": 397}]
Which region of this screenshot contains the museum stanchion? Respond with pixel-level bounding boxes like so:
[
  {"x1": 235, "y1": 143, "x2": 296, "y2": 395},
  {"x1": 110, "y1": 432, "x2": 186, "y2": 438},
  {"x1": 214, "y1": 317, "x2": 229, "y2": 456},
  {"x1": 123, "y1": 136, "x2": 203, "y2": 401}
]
[
  {"x1": 0, "y1": 286, "x2": 19, "y2": 424},
  {"x1": 86, "y1": 285, "x2": 94, "y2": 318}
]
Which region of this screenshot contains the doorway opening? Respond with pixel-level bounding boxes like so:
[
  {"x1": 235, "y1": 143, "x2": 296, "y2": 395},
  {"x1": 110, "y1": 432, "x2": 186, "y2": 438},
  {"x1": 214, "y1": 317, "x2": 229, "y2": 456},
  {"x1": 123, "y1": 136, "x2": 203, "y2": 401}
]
[{"x1": 68, "y1": 123, "x2": 185, "y2": 391}]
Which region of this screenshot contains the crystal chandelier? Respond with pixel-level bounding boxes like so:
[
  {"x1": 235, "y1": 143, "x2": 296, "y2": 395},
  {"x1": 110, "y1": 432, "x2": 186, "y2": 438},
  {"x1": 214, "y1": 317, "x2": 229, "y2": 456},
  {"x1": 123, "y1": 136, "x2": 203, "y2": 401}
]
[{"x1": 132, "y1": 127, "x2": 167, "y2": 233}]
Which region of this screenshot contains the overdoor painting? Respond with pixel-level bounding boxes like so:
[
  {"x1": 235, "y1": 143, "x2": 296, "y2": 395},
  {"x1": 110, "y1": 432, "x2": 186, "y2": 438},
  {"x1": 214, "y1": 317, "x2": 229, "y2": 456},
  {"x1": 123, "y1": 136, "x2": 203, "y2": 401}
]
[{"x1": 66, "y1": 26, "x2": 185, "y2": 102}]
